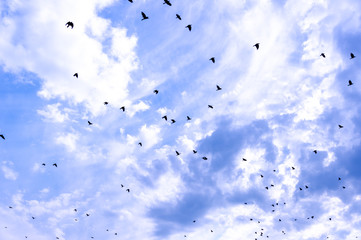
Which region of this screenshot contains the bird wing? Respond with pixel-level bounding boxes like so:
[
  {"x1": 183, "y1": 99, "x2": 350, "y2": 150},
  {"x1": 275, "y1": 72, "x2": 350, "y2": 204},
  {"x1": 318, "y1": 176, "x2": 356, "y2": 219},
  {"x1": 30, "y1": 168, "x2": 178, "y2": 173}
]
[{"x1": 141, "y1": 12, "x2": 147, "y2": 18}]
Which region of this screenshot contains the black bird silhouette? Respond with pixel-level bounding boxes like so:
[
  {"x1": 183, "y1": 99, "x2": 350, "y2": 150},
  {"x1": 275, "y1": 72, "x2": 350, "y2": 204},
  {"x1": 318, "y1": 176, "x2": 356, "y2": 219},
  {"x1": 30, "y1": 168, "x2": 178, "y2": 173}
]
[
  {"x1": 193, "y1": 150, "x2": 197, "y2": 154},
  {"x1": 176, "y1": 151, "x2": 180, "y2": 156},
  {"x1": 343, "y1": 186, "x2": 346, "y2": 189},
  {"x1": 348, "y1": 80, "x2": 353, "y2": 86},
  {"x1": 313, "y1": 150, "x2": 317, "y2": 154},
  {"x1": 260, "y1": 175, "x2": 264, "y2": 178},
  {"x1": 320, "y1": 53, "x2": 326, "y2": 58},
  {"x1": 253, "y1": 43, "x2": 260, "y2": 50},
  {"x1": 121, "y1": 184, "x2": 124, "y2": 187},
  {"x1": 65, "y1": 21, "x2": 74, "y2": 28},
  {"x1": 138, "y1": 142, "x2": 142, "y2": 147},
  {"x1": 299, "y1": 187, "x2": 303, "y2": 191},
  {"x1": 202, "y1": 157, "x2": 208, "y2": 160},
  {"x1": 338, "y1": 124, "x2": 344, "y2": 129},
  {"x1": 171, "y1": 119, "x2": 176, "y2": 124},
  {"x1": 0, "y1": 134, "x2": 5, "y2": 140},
  {"x1": 141, "y1": 12, "x2": 149, "y2": 21},
  {"x1": 338, "y1": 177, "x2": 341, "y2": 180},
  {"x1": 32, "y1": 216, "x2": 35, "y2": 219},
  {"x1": 187, "y1": 116, "x2": 191, "y2": 121},
  {"x1": 104, "y1": 102, "x2": 108, "y2": 105},
  {"x1": 120, "y1": 106, "x2": 125, "y2": 112},
  {"x1": 73, "y1": 73, "x2": 78, "y2": 78},
  {"x1": 74, "y1": 209, "x2": 77, "y2": 212},
  {"x1": 128, "y1": 0, "x2": 133, "y2": 2},
  {"x1": 162, "y1": 115, "x2": 168, "y2": 121},
  {"x1": 88, "y1": 121, "x2": 93, "y2": 125},
  {"x1": 291, "y1": 167, "x2": 295, "y2": 170},
  {"x1": 305, "y1": 185, "x2": 309, "y2": 189},
  {"x1": 9, "y1": 206, "x2": 12, "y2": 209},
  {"x1": 163, "y1": 0, "x2": 171, "y2": 6},
  {"x1": 185, "y1": 24, "x2": 192, "y2": 31},
  {"x1": 350, "y1": 53, "x2": 356, "y2": 59},
  {"x1": 154, "y1": 89, "x2": 159, "y2": 94},
  {"x1": 208, "y1": 105, "x2": 213, "y2": 109},
  {"x1": 265, "y1": 186, "x2": 269, "y2": 190},
  {"x1": 86, "y1": 213, "x2": 90, "y2": 216},
  {"x1": 126, "y1": 189, "x2": 130, "y2": 192},
  {"x1": 42, "y1": 163, "x2": 46, "y2": 166},
  {"x1": 176, "y1": 14, "x2": 182, "y2": 20},
  {"x1": 216, "y1": 85, "x2": 222, "y2": 91},
  {"x1": 242, "y1": 158, "x2": 247, "y2": 161},
  {"x1": 193, "y1": 220, "x2": 196, "y2": 223},
  {"x1": 53, "y1": 163, "x2": 57, "y2": 167},
  {"x1": 211, "y1": 230, "x2": 213, "y2": 232},
  {"x1": 209, "y1": 57, "x2": 215, "y2": 63}
]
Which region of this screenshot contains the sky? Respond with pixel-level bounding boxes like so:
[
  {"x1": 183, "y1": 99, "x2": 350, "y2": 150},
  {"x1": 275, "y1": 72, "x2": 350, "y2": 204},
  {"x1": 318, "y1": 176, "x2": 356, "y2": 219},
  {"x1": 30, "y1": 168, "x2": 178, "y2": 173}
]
[{"x1": 1, "y1": 0, "x2": 361, "y2": 239}]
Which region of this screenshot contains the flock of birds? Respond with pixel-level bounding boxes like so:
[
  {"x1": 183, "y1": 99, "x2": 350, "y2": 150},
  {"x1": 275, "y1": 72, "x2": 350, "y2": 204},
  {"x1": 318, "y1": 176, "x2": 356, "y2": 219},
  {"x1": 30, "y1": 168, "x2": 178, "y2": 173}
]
[{"x1": 1, "y1": 0, "x2": 359, "y2": 239}]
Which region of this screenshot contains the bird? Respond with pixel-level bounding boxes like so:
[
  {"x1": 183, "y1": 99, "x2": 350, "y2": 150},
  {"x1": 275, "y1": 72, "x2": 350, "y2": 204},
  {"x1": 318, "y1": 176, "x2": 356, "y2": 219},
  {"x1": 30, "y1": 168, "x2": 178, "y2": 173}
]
[
  {"x1": 313, "y1": 150, "x2": 317, "y2": 154},
  {"x1": 291, "y1": 167, "x2": 295, "y2": 170},
  {"x1": 73, "y1": 73, "x2": 78, "y2": 78},
  {"x1": 154, "y1": 89, "x2": 159, "y2": 94},
  {"x1": 187, "y1": 116, "x2": 191, "y2": 121},
  {"x1": 320, "y1": 53, "x2": 326, "y2": 58},
  {"x1": 171, "y1": 119, "x2": 176, "y2": 124},
  {"x1": 193, "y1": 150, "x2": 197, "y2": 154},
  {"x1": 104, "y1": 102, "x2": 108, "y2": 105},
  {"x1": 305, "y1": 185, "x2": 309, "y2": 189},
  {"x1": 338, "y1": 177, "x2": 341, "y2": 181},
  {"x1": 202, "y1": 157, "x2": 208, "y2": 160},
  {"x1": 348, "y1": 80, "x2": 353, "y2": 86},
  {"x1": 162, "y1": 115, "x2": 168, "y2": 121},
  {"x1": 216, "y1": 85, "x2": 222, "y2": 91},
  {"x1": 0, "y1": 134, "x2": 5, "y2": 140},
  {"x1": 208, "y1": 105, "x2": 213, "y2": 109},
  {"x1": 86, "y1": 213, "x2": 90, "y2": 216},
  {"x1": 176, "y1": 151, "x2": 180, "y2": 156},
  {"x1": 265, "y1": 187, "x2": 269, "y2": 190},
  {"x1": 138, "y1": 142, "x2": 142, "y2": 147},
  {"x1": 128, "y1": 0, "x2": 133, "y2": 2},
  {"x1": 88, "y1": 121, "x2": 93, "y2": 125},
  {"x1": 42, "y1": 163, "x2": 46, "y2": 166},
  {"x1": 350, "y1": 53, "x2": 356, "y2": 59},
  {"x1": 253, "y1": 43, "x2": 260, "y2": 50},
  {"x1": 338, "y1": 125, "x2": 344, "y2": 129},
  {"x1": 242, "y1": 158, "x2": 247, "y2": 161},
  {"x1": 120, "y1": 106, "x2": 125, "y2": 112},
  {"x1": 126, "y1": 189, "x2": 130, "y2": 192},
  {"x1": 141, "y1": 12, "x2": 149, "y2": 21},
  {"x1": 176, "y1": 14, "x2": 182, "y2": 20},
  {"x1": 74, "y1": 209, "x2": 77, "y2": 212},
  {"x1": 209, "y1": 57, "x2": 215, "y2": 63},
  {"x1": 65, "y1": 21, "x2": 74, "y2": 28},
  {"x1": 343, "y1": 186, "x2": 346, "y2": 189},
  {"x1": 193, "y1": 220, "x2": 196, "y2": 223},
  {"x1": 163, "y1": 0, "x2": 171, "y2": 6},
  {"x1": 185, "y1": 24, "x2": 192, "y2": 31},
  {"x1": 299, "y1": 187, "x2": 303, "y2": 191},
  {"x1": 9, "y1": 206, "x2": 12, "y2": 209},
  {"x1": 260, "y1": 175, "x2": 264, "y2": 178},
  {"x1": 121, "y1": 184, "x2": 124, "y2": 188},
  {"x1": 211, "y1": 230, "x2": 213, "y2": 232},
  {"x1": 32, "y1": 216, "x2": 35, "y2": 219},
  {"x1": 53, "y1": 163, "x2": 57, "y2": 167}
]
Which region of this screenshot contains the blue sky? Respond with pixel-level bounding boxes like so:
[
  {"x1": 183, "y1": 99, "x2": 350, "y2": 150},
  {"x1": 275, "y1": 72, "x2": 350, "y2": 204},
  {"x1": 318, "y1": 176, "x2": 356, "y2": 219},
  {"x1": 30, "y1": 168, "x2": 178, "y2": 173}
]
[{"x1": 1, "y1": 0, "x2": 361, "y2": 239}]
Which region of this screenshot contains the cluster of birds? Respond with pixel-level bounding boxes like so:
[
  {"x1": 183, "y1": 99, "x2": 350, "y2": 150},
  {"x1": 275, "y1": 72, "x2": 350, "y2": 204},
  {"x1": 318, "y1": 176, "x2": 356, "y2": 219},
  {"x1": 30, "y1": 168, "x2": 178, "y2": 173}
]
[{"x1": 1, "y1": 1, "x2": 358, "y2": 240}]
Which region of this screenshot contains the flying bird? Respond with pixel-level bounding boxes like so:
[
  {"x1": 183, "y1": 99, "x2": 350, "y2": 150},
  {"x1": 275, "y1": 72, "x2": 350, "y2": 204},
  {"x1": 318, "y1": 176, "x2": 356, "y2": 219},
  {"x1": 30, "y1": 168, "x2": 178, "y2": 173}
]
[
  {"x1": 338, "y1": 125, "x2": 344, "y2": 129},
  {"x1": 141, "y1": 12, "x2": 149, "y2": 21},
  {"x1": 209, "y1": 57, "x2": 215, "y2": 63},
  {"x1": 138, "y1": 142, "x2": 142, "y2": 147},
  {"x1": 176, "y1": 151, "x2": 180, "y2": 156},
  {"x1": 171, "y1": 119, "x2": 176, "y2": 124},
  {"x1": 128, "y1": 0, "x2": 133, "y2": 2},
  {"x1": 154, "y1": 89, "x2": 159, "y2": 94},
  {"x1": 176, "y1": 14, "x2": 182, "y2": 20},
  {"x1": 338, "y1": 177, "x2": 341, "y2": 181},
  {"x1": 0, "y1": 134, "x2": 5, "y2": 140},
  {"x1": 65, "y1": 21, "x2": 74, "y2": 28},
  {"x1": 163, "y1": 0, "x2": 171, "y2": 6},
  {"x1": 193, "y1": 150, "x2": 197, "y2": 154},
  {"x1": 120, "y1": 106, "x2": 125, "y2": 112},
  {"x1": 104, "y1": 102, "x2": 108, "y2": 105},
  {"x1": 32, "y1": 216, "x2": 35, "y2": 219},
  {"x1": 126, "y1": 189, "x2": 130, "y2": 192},
  {"x1": 162, "y1": 115, "x2": 168, "y2": 121},
  {"x1": 216, "y1": 85, "x2": 222, "y2": 91},
  {"x1": 242, "y1": 158, "x2": 247, "y2": 161},
  {"x1": 208, "y1": 105, "x2": 213, "y2": 109},
  {"x1": 42, "y1": 163, "x2": 46, "y2": 166},
  {"x1": 187, "y1": 116, "x2": 191, "y2": 121},
  {"x1": 253, "y1": 43, "x2": 260, "y2": 50},
  {"x1": 53, "y1": 163, "x2": 57, "y2": 167},
  {"x1": 74, "y1": 209, "x2": 77, "y2": 212},
  {"x1": 86, "y1": 213, "x2": 90, "y2": 216},
  {"x1": 202, "y1": 157, "x2": 208, "y2": 160},
  {"x1": 88, "y1": 121, "x2": 93, "y2": 125},
  {"x1": 320, "y1": 53, "x2": 326, "y2": 58},
  {"x1": 348, "y1": 80, "x2": 353, "y2": 86},
  {"x1": 291, "y1": 167, "x2": 295, "y2": 170},
  {"x1": 350, "y1": 53, "x2": 356, "y2": 59},
  {"x1": 185, "y1": 24, "x2": 192, "y2": 31},
  {"x1": 73, "y1": 73, "x2": 78, "y2": 78},
  {"x1": 313, "y1": 150, "x2": 317, "y2": 154},
  {"x1": 193, "y1": 220, "x2": 196, "y2": 223}
]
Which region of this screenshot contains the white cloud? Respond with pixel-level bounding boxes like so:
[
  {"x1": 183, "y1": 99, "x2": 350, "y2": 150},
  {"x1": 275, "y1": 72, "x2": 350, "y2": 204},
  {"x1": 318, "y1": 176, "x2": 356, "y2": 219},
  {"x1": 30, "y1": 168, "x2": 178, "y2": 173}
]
[
  {"x1": 1, "y1": 165, "x2": 18, "y2": 180},
  {"x1": 37, "y1": 103, "x2": 69, "y2": 123}
]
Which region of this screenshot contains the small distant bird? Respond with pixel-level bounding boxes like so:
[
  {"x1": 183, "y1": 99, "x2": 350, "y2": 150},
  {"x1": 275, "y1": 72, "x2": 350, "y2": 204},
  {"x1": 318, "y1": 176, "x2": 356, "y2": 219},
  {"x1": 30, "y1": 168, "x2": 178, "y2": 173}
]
[
  {"x1": 320, "y1": 53, "x2": 326, "y2": 58},
  {"x1": 187, "y1": 116, "x2": 191, "y2": 121},
  {"x1": 138, "y1": 142, "x2": 142, "y2": 147},
  {"x1": 88, "y1": 121, "x2": 93, "y2": 125},
  {"x1": 209, "y1": 57, "x2": 215, "y2": 63},
  {"x1": 104, "y1": 102, "x2": 108, "y2": 105},
  {"x1": 291, "y1": 167, "x2": 295, "y2": 170},
  {"x1": 253, "y1": 43, "x2": 260, "y2": 50},
  {"x1": 350, "y1": 53, "x2": 356, "y2": 59},
  {"x1": 176, "y1": 14, "x2": 182, "y2": 20},
  {"x1": 260, "y1": 175, "x2": 264, "y2": 178},
  {"x1": 211, "y1": 230, "x2": 213, "y2": 232},
  {"x1": 121, "y1": 184, "x2": 124, "y2": 187},
  {"x1": 0, "y1": 134, "x2": 5, "y2": 140},
  {"x1": 208, "y1": 105, "x2": 213, "y2": 109},
  {"x1": 193, "y1": 150, "x2": 197, "y2": 154},
  {"x1": 342, "y1": 186, "x2": 346, "y2": 189},
  {"x1": 154, "y1": 89, "x2": 159, "y2": 94},
  {"x1": 305, "y1": 185, "x2": 309, "y2": 189},
  {"x1": 338, "y1": 177, "x2": 341, "y2": 180},
  {"x1": 338, "y1": 125, "x2": 344, "y2": 129},
  {"x1": 162, "y1": 115, "x2": 168, "y2": 121},
  {"x1": 120, "y1": 106, "x2": 125, "y2": 112},
  {"x1": 32, "y1": 217, "x2": 35, "y2": 219},
  {"x1": 299, "y1": 187, "x2": 303, "y2": 191},
  {"x1": 86, "y1": 213, "x2": 90, "y2": 216},
  {"x1": 74, "y1": 209, "x2": 77, "y2": 212},
  {"x1": 313, "y1": 150, "x2": 317, "y2": 154},
  {"x1": 273, "y1": 169, "x2": 276, "y2": 172},
  {"x1": 141, "y1": 12, "x2": 149, "y2": 21},
  {"x1": 202, "y1": 157, "x2": 208, "y2": 160},
  {"x1": 171, "y1": 119, "x2": 176, "y2": 124},
  {"x1": 271, "y1": 184, "x2": 274, "y2": 187},
  {"x1": 126, "y1": 189, "x2": 130, "y2": 192},
  {"x1": 185, "y1": 24, "x2": 192, "y2": 31},
  {"x1": 163, "y1": 0, "x2": 171, "y2": 6},
  {"x1": 279, "y1": 219, "x2": 281, "y2": 222},
  {"x1": 65, "y1": 21, "x2": 74, "y2": 28},
  {"x1": 128, "y1": 0, "x2": 133, "y2": 2},
  {"x1": 53, "y1": 163, "x2": 57, "y2": 167},
  {"x1": 216, "y1": 85, "x2": 222, "y2": 91},
  {"x1": 265, "y1": 186, "x2": 269, "y2": 190},
  {"x1": 193, "y1": 220, "x2": 196, "y2": 223},
  {"x1": 242, "y1": 158, "x2": 247, "y2": 161},
  {"x1": 73, "y1": 73, "x2": 78, "y2": 78},
  {"x1": 42, "y1": 163, "x2": 46, "y2": 166},
  {"x1": 348, "y1": 80, "x2": 353, "y2": 86},
  {"x1": 176, "y1": 151, "x2": 180, "y2": 156},
  {"x1": 329, "y1": 217, "x2": 332, "y2": 220}
]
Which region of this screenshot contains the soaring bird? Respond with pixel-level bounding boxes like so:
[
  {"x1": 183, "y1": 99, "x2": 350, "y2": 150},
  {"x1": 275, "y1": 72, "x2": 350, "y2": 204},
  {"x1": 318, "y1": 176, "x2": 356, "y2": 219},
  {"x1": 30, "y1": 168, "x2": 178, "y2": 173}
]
[
  {"x1": 88, "y1": 121, "x2": 93, "y2": 125},
  {"x1": 138, "y1": 142, "x2": 142, "y2": 147},
  {"x1": 348, "y1": 80, "x2": 353, "y2": 86},
  {"x1": 126, "y1": 189, "x2": 130, "y2": 192},
  {"x1": 260, "y1": 174, "x2": 264, "y2": 178},
  {"x1": 0, "y1": 134, "x2": 5, "y2": 140},
  {"x1": 193, "y1": 220, "x2": 196, "y2": 223},
  {"x1": 120, "y1": 106, "x2": 125, "y2": 112},
  {"x1": 42, "y1": 163, "x2": 46, "y2": 166},
  {"x1": 53, "y1": 163, "x2": 57, "y2": 167},
  {"x1": 73, "y1": 73, "x2": 78, "y2": 78},
  {"x1": 32, "y1": 216, "x2": 35, "y2": 219},
  {"x1": 128, "y1": 0, "x2": 133, "y2": 2},
  {"x1": 291, "y1": 167, "x2": 295, "y2": 170},
  {"x1": 104, "y1": 102, "x2": 108, "y2": 105},
  {"x1": 313, "y1": 150, "x2": 317, "y2": 154},
  {"x1": 121, "y1": 184, "x2": 124, "y2": 187},
  {"x1": 320, "y1": 53, "x2": 326, "y2": 58},
  {"x1": 86, "y1": 213, "x2": 90, "y2": 216},
  {"x1": 202, "y1": 157, "x2": 208, "y2": 160},
  {"x1": 208, "y1": 105, "x2": 213, "y2": 109},
  {"x1": 253, "y1": 43, "x2": 260, "y2": 50},
  {"x1": 65, "y1": 21, "x2": 74, "y2": 28},
  {"x1": 338, "y1": 125, "x2": 344, "y2": 129},
  {"x1": 305, "y1": 185, "x2": 309, "y2": 189},
  {"x1": 216, "y1": 85, "x2": 222, "y2": 91},
  {"x1": 209, "y1": 57, "x2": 215, "y2": 63},
  {"x1": 171, "y1": 119, "x2": 176, "y2": 124},
  {"x1": 350, "y1": 53, "x2": 356, "y2": 59},
  {"x1": 176, "y1": 151, "x2": 180, "y2": 156},
  {"x1": 185, "y1": 24, "x2": 192, "y2": 31},
  {"x1": 74, "y1": 209, "x2": 77, "y2": 212},
  {"x1": 187, "y1": 116, "x2": 191, "y2": 121},
  {"x1": 338, "y1": 177, "x2": 341, "y2": 180},
  {"x1": 242, "y1": 158, "x2": 247, "y2": 161},
  {"x1": 193, "y1": 150, "x2": 197, "y2": 154},
  {"x1": 176, "y1": 14, "x2": 182, "y2": 20},
  {"x1": 154, "y1": 89, "x2": 159, "y2": 94},
  {"x1": 163, "y1": 0, "x2": 171, "y2": 6},
  {"x1": 141, "y1": 12, "x2": 149, "y2": 21},
  {"x1": 162, "y1": 115, "x2": 168, "y2": 121}
]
